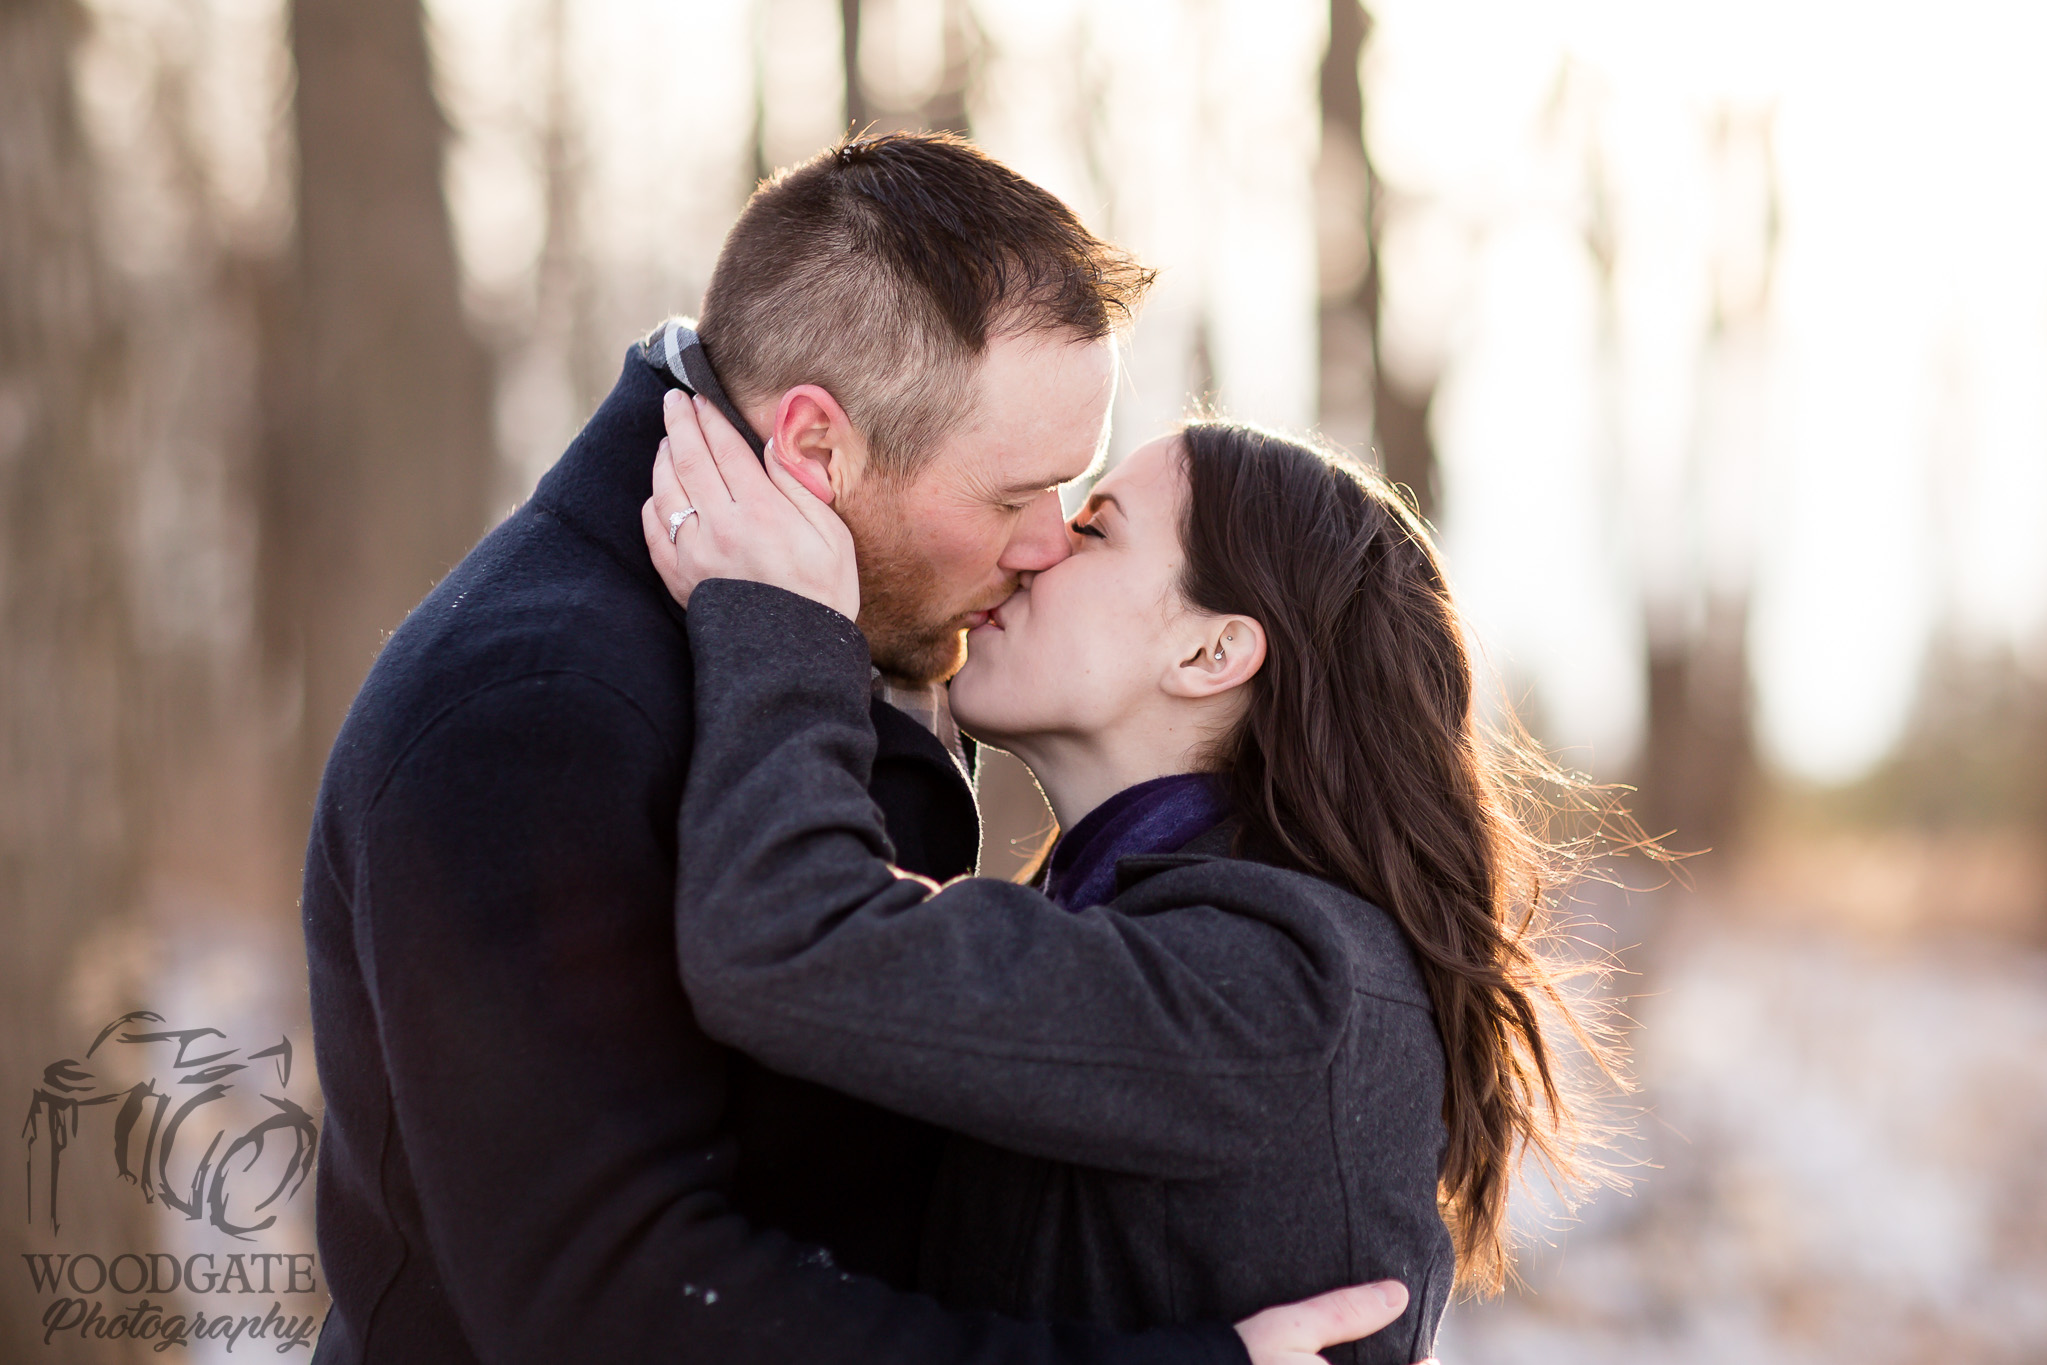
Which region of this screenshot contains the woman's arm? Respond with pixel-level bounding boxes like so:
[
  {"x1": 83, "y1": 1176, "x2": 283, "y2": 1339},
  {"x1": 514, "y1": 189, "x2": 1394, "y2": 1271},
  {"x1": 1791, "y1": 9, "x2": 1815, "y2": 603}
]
[{"x1": 675, "y1": 579, "x2": 1358, "y2": 1182}]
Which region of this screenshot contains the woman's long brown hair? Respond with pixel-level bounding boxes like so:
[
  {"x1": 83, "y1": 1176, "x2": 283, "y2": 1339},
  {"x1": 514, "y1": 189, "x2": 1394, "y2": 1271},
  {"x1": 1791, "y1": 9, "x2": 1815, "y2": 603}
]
[{"x1": 1177, "y1": 420, "x2": 1629, "y2": 1294}]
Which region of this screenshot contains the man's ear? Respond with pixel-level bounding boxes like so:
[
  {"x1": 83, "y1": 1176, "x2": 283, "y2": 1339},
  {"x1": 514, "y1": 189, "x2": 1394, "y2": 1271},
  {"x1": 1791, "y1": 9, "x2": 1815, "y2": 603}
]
[
  {"x1": 1164, "y1": 616, "x2": 1268, "y2": 699},
  {"x1": 770, "y1": 385, "x2": 865, "y2": 505}
]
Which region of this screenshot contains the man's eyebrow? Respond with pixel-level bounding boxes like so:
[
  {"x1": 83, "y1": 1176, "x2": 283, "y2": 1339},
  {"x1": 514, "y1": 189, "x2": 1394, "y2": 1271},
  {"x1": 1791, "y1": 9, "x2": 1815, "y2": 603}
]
[
  {"x1": 1001, "y1": 470, "x2": 1087, "y2": 497},
  {"x1": 1002, "y1": 443, "x2": 1111, "y2": 498}
]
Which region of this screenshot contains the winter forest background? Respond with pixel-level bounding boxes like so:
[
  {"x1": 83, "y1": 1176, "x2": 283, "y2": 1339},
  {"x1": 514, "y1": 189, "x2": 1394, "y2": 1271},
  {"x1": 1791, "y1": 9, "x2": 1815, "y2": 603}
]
[{"x1": 4, "y1": 0, "x2": 2046, "y2": 1360}]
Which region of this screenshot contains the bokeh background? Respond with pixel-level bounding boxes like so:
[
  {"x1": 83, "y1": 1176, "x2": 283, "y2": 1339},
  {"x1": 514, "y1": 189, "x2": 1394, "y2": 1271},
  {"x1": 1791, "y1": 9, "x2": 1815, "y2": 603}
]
[{"x1": 5, "y1": 0, "x2": 2046, "y2": 1360}]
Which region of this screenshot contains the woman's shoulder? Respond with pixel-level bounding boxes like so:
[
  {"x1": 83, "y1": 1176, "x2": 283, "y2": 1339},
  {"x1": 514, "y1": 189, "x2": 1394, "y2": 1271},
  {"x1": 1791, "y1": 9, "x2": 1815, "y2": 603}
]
[{"x1": 1111, "y1": 838, "x2": 1434, "y2": 1013}]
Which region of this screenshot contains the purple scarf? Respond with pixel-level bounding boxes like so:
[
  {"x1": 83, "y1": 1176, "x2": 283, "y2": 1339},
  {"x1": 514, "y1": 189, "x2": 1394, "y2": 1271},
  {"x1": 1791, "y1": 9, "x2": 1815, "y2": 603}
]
[{"x1": 1043, "y1": 774, "x2": 1229, "y2": 912}]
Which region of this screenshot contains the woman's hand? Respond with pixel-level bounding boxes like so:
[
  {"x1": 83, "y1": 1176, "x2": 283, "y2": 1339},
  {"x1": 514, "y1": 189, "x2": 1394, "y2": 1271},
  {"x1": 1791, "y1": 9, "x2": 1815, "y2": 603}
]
[
  {"x1": 641, "y1": 389, "x2": 860, "y2": 620},
  {"x1": 1236, "y1": 1280, "x2": 1425, "y2": 1365}
]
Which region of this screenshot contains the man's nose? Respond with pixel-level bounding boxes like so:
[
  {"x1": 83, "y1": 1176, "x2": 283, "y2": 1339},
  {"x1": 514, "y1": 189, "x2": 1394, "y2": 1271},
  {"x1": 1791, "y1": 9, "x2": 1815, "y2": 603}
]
[{"x1": 998, "y1": 489, "x2": 1073, "y2": 574}]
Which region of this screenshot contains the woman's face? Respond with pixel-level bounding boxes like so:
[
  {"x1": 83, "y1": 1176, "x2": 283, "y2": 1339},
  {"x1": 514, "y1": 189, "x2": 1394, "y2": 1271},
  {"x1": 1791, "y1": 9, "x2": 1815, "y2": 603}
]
[{"x1": 948, "y1": 435, "x2": 1200, "y2": 747}]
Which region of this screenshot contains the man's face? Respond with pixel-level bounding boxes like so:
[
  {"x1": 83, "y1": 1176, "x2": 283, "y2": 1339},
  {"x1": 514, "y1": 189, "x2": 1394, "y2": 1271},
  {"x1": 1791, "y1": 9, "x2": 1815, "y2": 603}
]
[{"x1": 839, "y1": 331, "x2": 1118, "y2": 683}]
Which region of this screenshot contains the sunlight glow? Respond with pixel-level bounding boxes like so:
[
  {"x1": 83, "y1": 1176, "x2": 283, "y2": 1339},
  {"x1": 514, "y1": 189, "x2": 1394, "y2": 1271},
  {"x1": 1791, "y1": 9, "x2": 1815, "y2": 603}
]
[{"x1": 419, "y1": 0, "x2": 2047, "y2": 782}]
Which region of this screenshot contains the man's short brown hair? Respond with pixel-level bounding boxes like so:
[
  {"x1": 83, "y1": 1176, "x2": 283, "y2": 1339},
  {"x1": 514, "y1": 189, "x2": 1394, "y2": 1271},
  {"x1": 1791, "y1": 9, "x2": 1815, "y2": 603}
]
[{"x1": 697, "y1": 132, "x2": 1154, "y2": 479}]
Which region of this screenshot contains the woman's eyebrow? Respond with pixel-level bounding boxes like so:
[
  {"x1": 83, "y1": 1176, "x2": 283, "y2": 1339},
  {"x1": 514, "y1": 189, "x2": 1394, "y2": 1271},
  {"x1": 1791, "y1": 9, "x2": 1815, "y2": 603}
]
[{"x1": 1080, "y1": 491, "x2": 1124, "y2": 519}]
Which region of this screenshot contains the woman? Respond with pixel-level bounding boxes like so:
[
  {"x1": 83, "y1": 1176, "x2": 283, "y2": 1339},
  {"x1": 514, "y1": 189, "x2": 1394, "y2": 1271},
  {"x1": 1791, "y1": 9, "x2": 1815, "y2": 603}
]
[{"x1": 645, "y1": 407, "x2": 1615, "y2": 1365}]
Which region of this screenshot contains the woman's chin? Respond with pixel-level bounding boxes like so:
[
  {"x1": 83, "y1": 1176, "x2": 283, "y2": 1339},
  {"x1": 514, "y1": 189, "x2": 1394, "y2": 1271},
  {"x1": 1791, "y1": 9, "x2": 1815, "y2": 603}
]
[
  {"x1": 947, "y1": 652, "x2": 1014, "y2": 742},
  {"x1": 947, "y1": 656, "x2": 989, "y2": 725}
]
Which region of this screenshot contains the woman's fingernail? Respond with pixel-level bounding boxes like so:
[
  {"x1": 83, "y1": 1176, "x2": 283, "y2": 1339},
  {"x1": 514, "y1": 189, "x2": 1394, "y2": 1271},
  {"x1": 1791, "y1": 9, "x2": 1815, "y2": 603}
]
[
  {"x1": 663, "y1": 389, "x2": 682, "y2": 415},
  {"x1": 658, "y1": 437, "x2": 670, "y2": 458}
]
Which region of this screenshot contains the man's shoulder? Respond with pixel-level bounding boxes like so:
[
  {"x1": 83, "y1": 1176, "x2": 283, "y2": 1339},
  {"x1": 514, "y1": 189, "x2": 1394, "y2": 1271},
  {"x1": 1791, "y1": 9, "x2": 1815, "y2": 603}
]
[{"x1": 329, "y1": 503, "x2": 695, "y2": 801}]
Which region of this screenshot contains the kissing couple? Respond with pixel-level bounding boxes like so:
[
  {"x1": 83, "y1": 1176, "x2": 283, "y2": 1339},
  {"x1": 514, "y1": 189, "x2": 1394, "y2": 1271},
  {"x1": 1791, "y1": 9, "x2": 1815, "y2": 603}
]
[{"x1": 304, "y1": 133, "x2": 1612, "y2": 1365}]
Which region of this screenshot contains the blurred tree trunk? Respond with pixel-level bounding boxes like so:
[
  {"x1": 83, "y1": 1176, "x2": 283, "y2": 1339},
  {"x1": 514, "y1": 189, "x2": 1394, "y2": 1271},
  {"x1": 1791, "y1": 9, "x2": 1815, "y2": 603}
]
[
  {"x1": 840, "y1": 0, "x2": 869, "y2": 131},
  {"x1": 750, "y1": 5, "x2": 772, "y2": 184},
  {"x1": 0, "y1": 0, "x2": 151, "y2": 1346},
  {"x1": 921, "y1": 0, "x2": 978, "y2": 136},
  {"x1": 1632, "y1": 112, "x2": 1775, "y2": 859},
  {"x1": 1317, "y1": 0, "x2": 1436, "y2": 520},
  {"x1": 1642, "y1": 599, "x2": 1756, "y2": 854},
  {"x1": 840, "y1": 0, "x2": 978, "y2": 138},
  {"x1": 538, "y1": 0, "x2": 602, "y2": 415},
  {"x1": 263, "y1": 0, "x2": 496, "y2": 805}
]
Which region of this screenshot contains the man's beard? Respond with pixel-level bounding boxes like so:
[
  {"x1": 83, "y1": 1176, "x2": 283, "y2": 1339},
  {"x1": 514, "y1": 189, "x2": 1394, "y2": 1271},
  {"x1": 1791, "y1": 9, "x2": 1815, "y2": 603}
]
[{"x1": 852, "y1": 526, "x2": 1009, "y2": 685}]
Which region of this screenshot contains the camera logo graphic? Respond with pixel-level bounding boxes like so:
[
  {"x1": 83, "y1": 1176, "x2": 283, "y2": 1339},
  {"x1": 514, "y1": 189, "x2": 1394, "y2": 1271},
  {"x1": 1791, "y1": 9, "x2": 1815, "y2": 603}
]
[{"x1": 22, "y1": 1010, "x2": 318, "y2": 1240}]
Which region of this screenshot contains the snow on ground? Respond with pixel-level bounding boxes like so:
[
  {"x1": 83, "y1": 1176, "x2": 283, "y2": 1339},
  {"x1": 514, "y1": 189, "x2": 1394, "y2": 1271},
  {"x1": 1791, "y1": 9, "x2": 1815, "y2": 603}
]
[{"x1": 1439, "y1": 903, "x2": 2047, "y2": 1364}]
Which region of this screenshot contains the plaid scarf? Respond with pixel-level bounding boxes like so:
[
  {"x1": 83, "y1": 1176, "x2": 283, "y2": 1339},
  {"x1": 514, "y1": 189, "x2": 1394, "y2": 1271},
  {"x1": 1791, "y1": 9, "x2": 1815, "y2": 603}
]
[{"x1": 870, "y1": 667, "x2": 966, "y2": 769}]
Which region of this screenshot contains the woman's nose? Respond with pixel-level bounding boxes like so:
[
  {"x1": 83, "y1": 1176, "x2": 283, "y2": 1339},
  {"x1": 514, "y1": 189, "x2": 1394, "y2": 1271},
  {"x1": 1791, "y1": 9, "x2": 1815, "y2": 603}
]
[{"x1": 998, "y1": 490, "x2": 1074, "y2": 574}]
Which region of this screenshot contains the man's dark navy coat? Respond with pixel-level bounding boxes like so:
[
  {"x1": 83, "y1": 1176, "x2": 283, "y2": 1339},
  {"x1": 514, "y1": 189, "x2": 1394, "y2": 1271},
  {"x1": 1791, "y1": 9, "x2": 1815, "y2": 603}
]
[{"x1": 301, "y1": 347, "x2": 1247, "y2": 1364}]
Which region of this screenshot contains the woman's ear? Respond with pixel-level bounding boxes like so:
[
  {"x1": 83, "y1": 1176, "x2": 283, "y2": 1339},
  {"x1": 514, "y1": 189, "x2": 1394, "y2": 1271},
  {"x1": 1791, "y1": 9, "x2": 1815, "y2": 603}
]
[
  {"x1": 1165, "y1": 616, "x2": 1267, "y2": 699},
  {"x1": 770, "y1": 385, "x2": 866, "y2": 505}
]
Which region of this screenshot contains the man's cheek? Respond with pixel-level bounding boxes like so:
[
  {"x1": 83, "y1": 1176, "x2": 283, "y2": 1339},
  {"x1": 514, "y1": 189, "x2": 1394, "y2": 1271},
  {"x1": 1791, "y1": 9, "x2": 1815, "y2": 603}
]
[
  {"x1": 928, "y1": 538, "x2": 1006, "y2": 601},
  {"x1": 942, "y1": 523, "x2": 1005, "y2": 573}
]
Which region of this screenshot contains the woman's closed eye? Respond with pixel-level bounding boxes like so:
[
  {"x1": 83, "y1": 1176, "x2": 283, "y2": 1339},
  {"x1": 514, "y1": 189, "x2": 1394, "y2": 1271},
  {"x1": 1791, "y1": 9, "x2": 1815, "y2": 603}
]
[{"x1": 1071, "y1": 516, "x2": 1106, "y2": 540}]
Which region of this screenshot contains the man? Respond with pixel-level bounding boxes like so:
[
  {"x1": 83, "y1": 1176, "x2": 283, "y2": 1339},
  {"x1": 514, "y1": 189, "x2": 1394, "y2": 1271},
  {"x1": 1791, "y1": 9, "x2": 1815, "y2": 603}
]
[{"x1": 305, "y1": 132, "x2": 1406, "y2": 1363}]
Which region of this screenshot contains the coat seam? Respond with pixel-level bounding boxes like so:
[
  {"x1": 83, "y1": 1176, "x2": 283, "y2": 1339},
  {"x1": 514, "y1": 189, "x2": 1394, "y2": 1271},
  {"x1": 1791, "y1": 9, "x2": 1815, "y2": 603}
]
[
  {"x1": 1351, "y1": 985, "x2": 1436, "y2": 1013},
  {"x1": 696, "y1": 992, "x2": 1338, "y2": 1075},
  {"x1": 359, "y1": 668, "x2": 675, "y2": 832},
  {"x1": 1326, "y1": 1059, "x2": 1361, "y2": 1365},
  {"x1": 312, "y1": 820, "x2": 422, "y2": 1359}
]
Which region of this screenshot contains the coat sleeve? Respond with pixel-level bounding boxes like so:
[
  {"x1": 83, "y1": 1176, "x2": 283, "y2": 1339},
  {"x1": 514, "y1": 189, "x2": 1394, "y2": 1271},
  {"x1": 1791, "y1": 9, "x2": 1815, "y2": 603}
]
[
  {"x1": 348, "y1": 668, "x2": 1247, "y2": 1365},
  {"x1": 675, "y1": 581, "x2": 1358, "y2": 1182}
]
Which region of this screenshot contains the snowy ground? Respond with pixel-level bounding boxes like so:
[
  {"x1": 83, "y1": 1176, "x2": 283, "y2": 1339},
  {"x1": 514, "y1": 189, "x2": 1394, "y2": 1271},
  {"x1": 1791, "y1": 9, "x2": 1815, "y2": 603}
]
[{"x1": 1438, "y1": 901, "x2": 2047, "y2": 1364}]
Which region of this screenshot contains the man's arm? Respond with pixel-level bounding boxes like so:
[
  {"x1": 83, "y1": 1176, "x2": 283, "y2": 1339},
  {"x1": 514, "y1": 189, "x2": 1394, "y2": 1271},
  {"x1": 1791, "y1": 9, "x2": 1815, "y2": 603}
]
[
  {"x1": 348, "y1": 669, "x2": 1245, "y2": 1364},
  {"x1": 674, "y1": 583, "x2": 1363, "y2": 1182}
]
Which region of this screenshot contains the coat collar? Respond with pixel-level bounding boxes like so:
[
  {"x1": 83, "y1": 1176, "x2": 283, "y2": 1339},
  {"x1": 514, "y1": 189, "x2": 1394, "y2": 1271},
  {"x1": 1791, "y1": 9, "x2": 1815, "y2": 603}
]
[
  {"x1": 1110, "y1": 819, "x2": 1241, "y2": 894},
  {"x1": 529, "y1": 343, "x2": 679, "y2": 602}
]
